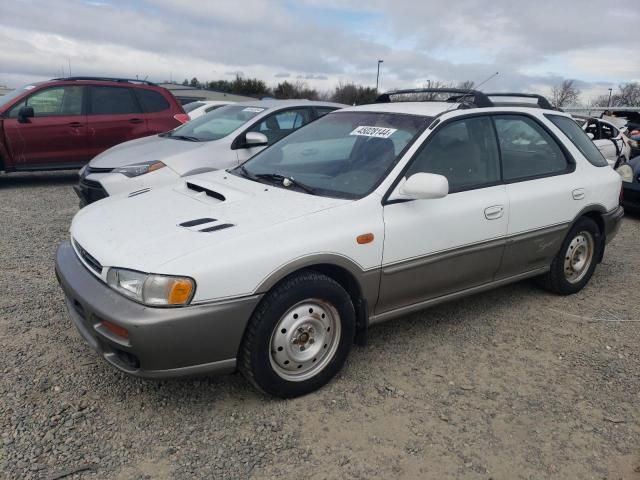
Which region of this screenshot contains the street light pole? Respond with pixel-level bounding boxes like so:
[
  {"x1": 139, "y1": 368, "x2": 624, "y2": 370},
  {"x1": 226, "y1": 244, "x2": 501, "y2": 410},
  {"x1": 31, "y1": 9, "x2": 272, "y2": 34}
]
[
  {"x1": 607, "y1": 88, "x2": 613, "y2": 108},
  {"x1": 376, "y1": 59, "x2": 384, "y2": 91}
]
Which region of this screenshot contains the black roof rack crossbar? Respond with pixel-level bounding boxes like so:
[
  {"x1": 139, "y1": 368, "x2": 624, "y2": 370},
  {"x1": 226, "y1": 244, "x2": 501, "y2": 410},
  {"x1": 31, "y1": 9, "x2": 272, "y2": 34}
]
[
  {"x1": 485, "y1": 93, "x2": 554, "y2": 110},
  {"x1": 52, "y1": 76, "x2": 157, "y2": 86},
  {"x1": 376, "y1": 88, "x2": 493, "y2": 108}
]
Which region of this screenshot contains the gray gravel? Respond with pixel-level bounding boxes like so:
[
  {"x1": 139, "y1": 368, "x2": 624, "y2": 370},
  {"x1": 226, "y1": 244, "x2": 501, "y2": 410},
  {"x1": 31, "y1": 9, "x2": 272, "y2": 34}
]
[{"x1": 1, "y1": 171, "x2": 638, "y2": 479}]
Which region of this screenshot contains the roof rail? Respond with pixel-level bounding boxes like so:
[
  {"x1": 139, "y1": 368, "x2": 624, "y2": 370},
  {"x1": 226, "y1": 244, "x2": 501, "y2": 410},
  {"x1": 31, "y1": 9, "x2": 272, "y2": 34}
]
[
  {"x1": 52, "y1": 76, "x2": 157, "y2": 86},
  {"x1": 485, "y1": 93, "x2": 554, "y2": 110},
  {"x1": 376, "y1": 88, "x2": 493, "y2": 108}
]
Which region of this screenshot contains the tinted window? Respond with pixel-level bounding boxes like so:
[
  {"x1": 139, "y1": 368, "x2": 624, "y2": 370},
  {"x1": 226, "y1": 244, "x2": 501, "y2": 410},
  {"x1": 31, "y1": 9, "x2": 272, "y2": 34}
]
[
  {"x1": 89, "y1": 86, "x2": 140, "y2": 115},
  {"x1": 405, "y1": 116, "x2": 500, "y2": 192},
  {"x1": 547, "y1": 114, "x2": 608, "y2": 167},
  {"x1": 600, "y1": 122, "x2": 618, "y2": 139},
  {"x1": 316, "y1": 107, "x2": 337, "y2": 118},
  {"x1": 136, "y1": 89, "x2": 170, "y2": 112},
  {"x1": 249, "y1": 108, "x2": 313, "y2": 143},
  {"x1": 9, "y1": 86, "x2": 83, "y2": 118},
  {"x1": 183, "y1": 101, "x2": 205, "y2": 113},
  {"x1": 205, "y1": 105, "x2": 225, "y2": 113},
  {"x1": 494, "y1": 115, "x2": 568, "y2": 181}
]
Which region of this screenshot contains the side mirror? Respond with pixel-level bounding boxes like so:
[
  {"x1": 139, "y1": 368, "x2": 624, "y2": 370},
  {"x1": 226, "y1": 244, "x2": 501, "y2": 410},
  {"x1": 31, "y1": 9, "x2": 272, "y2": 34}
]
[
  {"x1": 586, "y1": 132, "x2": 594, "y2": 140},
  {"x1": 389, "y1": 173, "x2": 449, "y2": 201},
  {"x1": 18, "y1": 106, "x2": 34, "y2": 123},
  {"x1": 244, "y1": 132, "x2": 268, "y2": 147}
]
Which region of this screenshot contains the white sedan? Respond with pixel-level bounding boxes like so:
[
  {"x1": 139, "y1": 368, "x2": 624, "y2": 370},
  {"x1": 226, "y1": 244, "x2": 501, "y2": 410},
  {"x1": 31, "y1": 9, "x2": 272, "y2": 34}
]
[
  {"x1": 183, "y1": 100, "x2": 234, "y2": 120},
  {"x1": 57, "y1": 89, "x2": 623, "y2": 397},
  {"x1": 75, "y1": 100, "x2": 345, "y2": 205}
]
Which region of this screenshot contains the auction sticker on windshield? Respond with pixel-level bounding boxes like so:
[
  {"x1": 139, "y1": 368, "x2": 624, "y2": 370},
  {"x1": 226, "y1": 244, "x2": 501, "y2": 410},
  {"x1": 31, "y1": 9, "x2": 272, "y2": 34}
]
[
  {"x1": 350, "y1": 126, "x2": 397, "y2": 138},
  {"x1": 242, "y1": 107, "x2": 266, "y2": 113}
]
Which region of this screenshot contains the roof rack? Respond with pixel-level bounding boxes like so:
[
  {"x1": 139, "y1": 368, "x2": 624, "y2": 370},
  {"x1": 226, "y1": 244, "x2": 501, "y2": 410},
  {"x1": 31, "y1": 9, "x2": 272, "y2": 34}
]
[
  {"x1": 485, "y1": 93, "x2": 554, "y2": 110},
  {"x1": 52, "y1": 76, "x2": 157, "y2": 86},
  {"x1": 376, "y1": 88, "x2": 493, "y2": 108}
]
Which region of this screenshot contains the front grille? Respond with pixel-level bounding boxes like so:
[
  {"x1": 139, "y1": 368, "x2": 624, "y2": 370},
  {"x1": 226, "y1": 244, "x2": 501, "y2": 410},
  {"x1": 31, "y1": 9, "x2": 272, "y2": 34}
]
[
  {"x1": 74, "y1": 241, "x2": 103, "y2": 274},
  {"x1": 80, "y1": 178, "x2": 109, "y2": 204}
]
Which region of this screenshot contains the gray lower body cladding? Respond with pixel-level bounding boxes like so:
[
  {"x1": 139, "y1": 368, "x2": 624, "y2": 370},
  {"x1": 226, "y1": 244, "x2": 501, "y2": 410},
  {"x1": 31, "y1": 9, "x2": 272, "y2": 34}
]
[{"x1": 55, "y1": 241, "x2": 262, "y2": 378}]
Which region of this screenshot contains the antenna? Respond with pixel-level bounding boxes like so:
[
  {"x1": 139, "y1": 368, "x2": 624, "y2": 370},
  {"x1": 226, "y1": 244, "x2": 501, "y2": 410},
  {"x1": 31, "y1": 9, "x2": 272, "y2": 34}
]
[
  {"x1": 443, "y1": 71, "x2": 499, "y2": 112},
  {"x1": 68, "y1": 57, "x2": 72, "y2": 76}
]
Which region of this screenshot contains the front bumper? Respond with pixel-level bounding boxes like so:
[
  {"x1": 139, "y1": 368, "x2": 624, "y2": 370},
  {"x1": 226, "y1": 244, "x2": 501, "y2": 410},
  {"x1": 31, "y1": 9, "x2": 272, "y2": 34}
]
[
  {"x1": 621, "y1": 181, "x2": 640, "y2": 211},
  {"x1": 74, "y1": 178, "x2": 109, "y2": 206},
  {"x1": 55, "y1": 241, "x2": 262, "y2": 378},
  {"x1": 602, "y1": 205, "x2": 624, "y2": 244}
]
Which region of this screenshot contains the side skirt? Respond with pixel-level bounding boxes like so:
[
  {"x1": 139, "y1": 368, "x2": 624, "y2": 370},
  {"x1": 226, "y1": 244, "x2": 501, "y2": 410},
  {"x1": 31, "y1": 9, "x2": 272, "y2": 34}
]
[{"x1": 369, "y1": 267, "x2": 548, "y2": 325}]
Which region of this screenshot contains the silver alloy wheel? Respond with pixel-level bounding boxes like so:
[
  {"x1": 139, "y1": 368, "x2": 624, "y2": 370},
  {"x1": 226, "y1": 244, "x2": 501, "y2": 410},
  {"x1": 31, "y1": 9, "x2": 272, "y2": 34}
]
[
  {"x1": 563, "y1": 230, "x2": 595, "y2": 284},
  {"x1": 269, "y1": 299, "x2": 341, "y2": 382}
]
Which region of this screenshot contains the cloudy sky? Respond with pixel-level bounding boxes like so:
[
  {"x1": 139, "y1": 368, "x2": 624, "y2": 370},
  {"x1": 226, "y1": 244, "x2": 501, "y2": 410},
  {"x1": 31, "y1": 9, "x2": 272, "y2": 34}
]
[{"x1": 1, "y1": 0, "x2": 638, "y2": 103}]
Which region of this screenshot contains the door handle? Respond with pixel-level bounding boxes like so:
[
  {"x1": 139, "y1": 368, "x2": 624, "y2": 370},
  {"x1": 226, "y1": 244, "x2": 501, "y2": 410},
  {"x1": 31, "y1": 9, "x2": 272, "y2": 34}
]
[
  {"x1": 68, "y1": 122, "x2": 83, "y2": 128},
  {"x1": 129, "y1": 118, "x2": 144, "y2": 124},
  {"x1": 484, "y1": 205, "x2": 504, "y2": 220},
  {"x1": 572, "y1": 188, "x2": 585, "y2": 200}
]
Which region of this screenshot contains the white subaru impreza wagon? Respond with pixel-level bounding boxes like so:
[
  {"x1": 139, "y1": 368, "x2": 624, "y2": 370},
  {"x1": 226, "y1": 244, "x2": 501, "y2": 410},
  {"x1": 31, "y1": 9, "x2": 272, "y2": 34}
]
[{"x1": 56, "y1": 89, "x2": 623, "y2": 397}]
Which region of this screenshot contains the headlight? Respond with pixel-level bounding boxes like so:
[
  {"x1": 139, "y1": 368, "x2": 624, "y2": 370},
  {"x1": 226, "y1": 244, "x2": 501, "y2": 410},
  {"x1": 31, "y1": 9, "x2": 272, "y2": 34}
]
[
  {"x1": 616, "y1": 164, "x2": 634, "y2": 183},
  {"x1": 112, "y1": 161, "x2": 166, "y2": 178},
  {"x1": 106, "y1": 268, "x2": 195, "y2": 306}
]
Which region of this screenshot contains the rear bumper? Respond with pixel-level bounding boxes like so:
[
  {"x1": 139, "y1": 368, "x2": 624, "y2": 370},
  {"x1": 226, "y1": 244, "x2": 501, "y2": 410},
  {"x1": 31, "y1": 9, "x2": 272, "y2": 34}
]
[
  {"x1": 55, "y1": 240, "x2": 261, "y2": 378},
  {"x1": 603, "y1": 205, "x2": 624, "y2": 244}
]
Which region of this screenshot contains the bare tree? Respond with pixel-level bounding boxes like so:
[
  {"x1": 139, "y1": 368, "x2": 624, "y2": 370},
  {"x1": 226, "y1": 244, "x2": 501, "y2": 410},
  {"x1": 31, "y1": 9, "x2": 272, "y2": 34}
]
[
  {"x1": 614, "y1": 82, "x2": 640, "y2": 107},
  {"x1": 551, "y1": 79, "x2": 581, "y2": 107},
  {"x1": 456, "y1": 80, "x2": 476, "y2": 90}
]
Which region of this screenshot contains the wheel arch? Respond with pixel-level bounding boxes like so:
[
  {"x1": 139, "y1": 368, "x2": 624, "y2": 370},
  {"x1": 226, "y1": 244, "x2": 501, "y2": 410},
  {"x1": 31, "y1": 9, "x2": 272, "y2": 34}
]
[{"x1": 571, "y1": 204, "x2": 607, "y2": 262}]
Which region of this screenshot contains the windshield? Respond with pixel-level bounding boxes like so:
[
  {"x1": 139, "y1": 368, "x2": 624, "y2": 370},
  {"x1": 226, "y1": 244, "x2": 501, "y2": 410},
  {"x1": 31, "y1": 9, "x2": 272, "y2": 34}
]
[
  {"x1": 235, "y1": 111, "x2": 428, "y2": 199},
  {"x1": 164, "y1": 104, "x2": 266, "y2": 141},
  {"x1": 0, "y1": 84, "x2": 39, "y2": 111},
  {"x1": 183, "y1": 101, "x2": 205, "y2": 113}
]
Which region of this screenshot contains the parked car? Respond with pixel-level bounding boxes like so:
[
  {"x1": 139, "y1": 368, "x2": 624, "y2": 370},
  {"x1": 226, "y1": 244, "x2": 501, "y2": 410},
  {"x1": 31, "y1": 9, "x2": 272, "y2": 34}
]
[
  {"x1": 75, "y1": 100, "x2": 345, "y2": 205},
  {"x1": 55, "y1": 88, "x2": 623, "y2": 397},
  {"x1": 574, "y1": 115, "x2": 631, "y2": 166},
  {"x1": 184, "y1": 100, "x2": 234, "y2": 120},
  {"x1": 616, "y1": 155, "x2": 640, "y2": 211},
  {"x1": 0, "y1": 77, "x2": 186, "y2": 173}
]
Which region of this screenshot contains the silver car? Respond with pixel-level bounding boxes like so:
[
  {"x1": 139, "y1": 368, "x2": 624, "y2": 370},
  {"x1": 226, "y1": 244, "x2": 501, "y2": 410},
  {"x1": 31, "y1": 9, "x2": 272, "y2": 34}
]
[{"x1": 75, "y1": 100, "x2": 345, "y2": 205}]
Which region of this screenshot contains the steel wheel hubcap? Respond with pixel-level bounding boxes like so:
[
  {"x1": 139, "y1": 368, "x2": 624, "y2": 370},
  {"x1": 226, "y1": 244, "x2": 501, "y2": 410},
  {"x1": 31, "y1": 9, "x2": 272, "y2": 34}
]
[
  {"x1": 269, "y1": 299, "x2": 341, "y2": 382},
  {"x1": 564, "y1": 231, "x2": 594, "y2": 284}
]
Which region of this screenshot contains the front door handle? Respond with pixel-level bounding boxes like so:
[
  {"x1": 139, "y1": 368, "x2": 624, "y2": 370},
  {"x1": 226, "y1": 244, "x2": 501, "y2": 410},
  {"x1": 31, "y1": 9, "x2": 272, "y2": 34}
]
[
  {"x1": 572, "y1": 188, "x2": 585, "y2": 200},
  {"x1": 68, "y1": 122, "x2": 83, "y2": 128},
  {"x1": 129, "y1": 118, "x2": 144, "y2": 124},
  {"x1": 484, "y1": 205, "x2": 504, "y2": 220}
]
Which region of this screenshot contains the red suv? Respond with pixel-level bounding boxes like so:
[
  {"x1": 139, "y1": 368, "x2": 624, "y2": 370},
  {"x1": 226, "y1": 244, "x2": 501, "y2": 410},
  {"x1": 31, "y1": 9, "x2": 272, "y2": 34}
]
[{"x1": 0, "y1": 77, "x2": 186, "y2": 172}]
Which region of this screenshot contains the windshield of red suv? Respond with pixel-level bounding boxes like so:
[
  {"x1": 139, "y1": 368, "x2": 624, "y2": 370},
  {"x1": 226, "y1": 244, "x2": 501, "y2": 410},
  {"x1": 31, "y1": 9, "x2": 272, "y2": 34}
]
[
  {"x1": 161, "y1": 104, "x2": 265, "y2": 141},
  {"x1": 0, "y1": 83, "x2": 41, "y2": 112},
  {"x1": 235, "y1": 111, "x2": 429, "y2": 199}
]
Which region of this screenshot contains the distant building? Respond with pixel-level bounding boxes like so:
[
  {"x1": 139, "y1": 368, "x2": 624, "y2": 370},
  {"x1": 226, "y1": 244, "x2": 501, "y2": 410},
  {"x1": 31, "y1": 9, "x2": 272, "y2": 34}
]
[
  {"x1": 0, "y1": 85, "x2": 12, "y2": 96},
  {"x1": 158, "y1": 83, "x2": 255, "y2": 105}
]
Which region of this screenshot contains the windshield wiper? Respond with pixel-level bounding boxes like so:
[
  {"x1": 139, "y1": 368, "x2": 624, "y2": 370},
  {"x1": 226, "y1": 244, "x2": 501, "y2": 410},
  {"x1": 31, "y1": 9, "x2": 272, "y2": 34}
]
[
  {"x1": 254, "y1": 173, "x2": 318, "y2": 195},
  {"x1": 161, "y1": 132, "x2": 200, "y2": 142}
]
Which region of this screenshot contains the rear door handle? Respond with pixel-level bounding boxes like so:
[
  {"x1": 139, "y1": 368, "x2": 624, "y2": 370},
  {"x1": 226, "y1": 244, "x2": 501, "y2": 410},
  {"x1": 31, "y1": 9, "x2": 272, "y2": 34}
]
[
  {"x1": 484, "y1": 205, "x2": 504, "y2": 220},
  {"x1": 572, "y1": 188, "x2": 585, "y2": 200},
  {"x1": 129, "y1": 118, "x2": 144, "y2": 124}
]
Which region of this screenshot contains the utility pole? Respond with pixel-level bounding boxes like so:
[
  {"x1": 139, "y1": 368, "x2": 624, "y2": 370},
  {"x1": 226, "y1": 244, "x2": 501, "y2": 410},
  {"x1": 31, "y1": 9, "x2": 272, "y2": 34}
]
[
  {"x1": 607, "y1": 88, "x2": 613, "y2": 108},
  {"x1": 376, "y1": 59, "x2": 384, "y2": 91}
]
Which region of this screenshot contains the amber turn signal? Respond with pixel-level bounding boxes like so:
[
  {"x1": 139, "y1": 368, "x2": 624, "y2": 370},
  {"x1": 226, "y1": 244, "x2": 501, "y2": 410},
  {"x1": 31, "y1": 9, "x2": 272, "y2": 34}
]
[
  {"x1": 168, "y1": 279, "x2": 194, "y2": 305},
  {"x1": 356, "y1": 233, "x2": 374, "y2": 244}
]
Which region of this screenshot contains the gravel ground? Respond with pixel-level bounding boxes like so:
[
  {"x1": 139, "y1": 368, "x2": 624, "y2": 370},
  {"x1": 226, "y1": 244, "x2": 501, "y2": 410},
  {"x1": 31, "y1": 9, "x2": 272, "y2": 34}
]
[{"x1": 1, "y1": 171, "x2": 639, "y2": 480}]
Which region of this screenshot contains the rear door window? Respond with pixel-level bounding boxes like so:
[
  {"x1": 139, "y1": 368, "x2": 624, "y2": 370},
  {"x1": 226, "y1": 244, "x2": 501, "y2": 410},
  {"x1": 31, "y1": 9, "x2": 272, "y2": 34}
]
[
  {"x1": 89, "y1": 86, "x2": 140, "y2": 115},
  {"x1": 493, "y1": 115, "x2": 569, "y2": 181},
  {"x1": 135, "y1": 89, "x2": 170, "y2": 113},
  {"x1": 546, "y1": 114, "x2": 608, "y2": 167}
]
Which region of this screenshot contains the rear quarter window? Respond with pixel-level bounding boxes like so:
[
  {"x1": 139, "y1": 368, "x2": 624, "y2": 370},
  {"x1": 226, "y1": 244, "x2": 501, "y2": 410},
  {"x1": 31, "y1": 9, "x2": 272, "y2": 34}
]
[
  {"x1": 135, "y1": 89, "x2": 171, "y2": 113},
  {"x1": 546, "y1": 114, "x2": 608, "y2": 167}
]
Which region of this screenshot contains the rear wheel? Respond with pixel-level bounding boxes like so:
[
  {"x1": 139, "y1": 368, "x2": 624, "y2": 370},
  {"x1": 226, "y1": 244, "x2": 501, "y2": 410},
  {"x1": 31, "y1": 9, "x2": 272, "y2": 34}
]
[
  {"x1": 538, "y1": 217, "x2": 601, "y2": 295},
  {"x1": 239, "y1": 271, "x2": 355, "y2": 398}
]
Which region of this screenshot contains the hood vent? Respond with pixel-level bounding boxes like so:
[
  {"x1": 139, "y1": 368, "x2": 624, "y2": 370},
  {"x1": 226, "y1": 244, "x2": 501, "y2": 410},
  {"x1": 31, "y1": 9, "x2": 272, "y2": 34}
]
[
  {"x1": 199, "y1": 223, "x2": 234, "y2": 233},
  {"x1": 186, "y1": 182, "x2": 226, "y2": 201},
  {"x1": 179, "y1": 218, "x2": 217, "y2": 227},
  {"x1": 128, "y1": 187, "x2": 151, "y2": 197}
]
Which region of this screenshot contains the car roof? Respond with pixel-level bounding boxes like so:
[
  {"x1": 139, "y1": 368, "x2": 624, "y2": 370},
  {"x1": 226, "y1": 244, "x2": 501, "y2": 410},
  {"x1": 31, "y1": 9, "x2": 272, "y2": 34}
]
[
  {"x1": 340, "y1": 102, "x2": 569, "y2": 118},
  {"x1": 235, "y1": 99, "x2": 347, "y2": 109}
]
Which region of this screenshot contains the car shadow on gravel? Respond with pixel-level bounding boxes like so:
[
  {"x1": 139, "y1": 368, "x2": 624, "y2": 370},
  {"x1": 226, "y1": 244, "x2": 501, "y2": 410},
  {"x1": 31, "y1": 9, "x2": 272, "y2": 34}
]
[{"x1": 0, "y1": 171, "x2": 79, "y2": 188}]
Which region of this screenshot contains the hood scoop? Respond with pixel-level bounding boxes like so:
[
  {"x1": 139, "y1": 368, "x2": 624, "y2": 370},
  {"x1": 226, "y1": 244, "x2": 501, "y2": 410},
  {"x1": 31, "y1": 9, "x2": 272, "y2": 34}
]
[
  {"x1": 128, "y1": 187, "x2": 151, "y2": 198},
  {"x1": 178, "y1": 217, "x2": 235, "y2": 233},
  {"x1": 186, "y1": 182, "x2": 226, "y2": 201}
]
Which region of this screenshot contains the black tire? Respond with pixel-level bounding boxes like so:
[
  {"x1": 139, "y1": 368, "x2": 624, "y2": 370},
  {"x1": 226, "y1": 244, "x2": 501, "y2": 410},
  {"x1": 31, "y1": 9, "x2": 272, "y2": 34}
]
[
  {"x1": 239, "y1": 270, "x2": 355, "y2": 398},
  {"x1": 538, "y1": 217, "x2": 602, "y2": 295}
]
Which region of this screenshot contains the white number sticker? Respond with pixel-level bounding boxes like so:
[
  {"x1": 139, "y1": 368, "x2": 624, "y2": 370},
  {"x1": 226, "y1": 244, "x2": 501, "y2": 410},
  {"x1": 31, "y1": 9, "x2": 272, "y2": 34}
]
[
  {"x1": 350, "y1": 126, "x2": 397, "y2": 138},
  {"x1": 242, "y1": 107, "x2": 265, "y2": 113}
]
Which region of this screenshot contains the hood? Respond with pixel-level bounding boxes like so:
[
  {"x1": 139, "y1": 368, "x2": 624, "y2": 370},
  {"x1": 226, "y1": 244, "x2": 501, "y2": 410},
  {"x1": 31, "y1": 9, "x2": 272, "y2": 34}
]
[
  {"x1": 70, "y1": 170, "x2": 348, "y2": 273},
  {"x1": 90, "y1": 134, "x2": 217, "y2": 170}
]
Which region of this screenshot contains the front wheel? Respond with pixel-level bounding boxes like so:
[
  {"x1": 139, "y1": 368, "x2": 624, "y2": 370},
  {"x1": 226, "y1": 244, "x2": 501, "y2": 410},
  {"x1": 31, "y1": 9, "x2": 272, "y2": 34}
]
[
  {"x1": 538, "y1": 217, "x2": 602, "y2": 295},
  {"x1": 239, "y1": 270, "x2": 355, "y2": 398}
]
